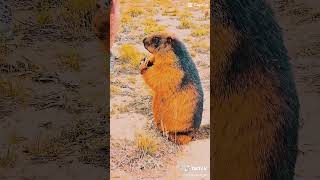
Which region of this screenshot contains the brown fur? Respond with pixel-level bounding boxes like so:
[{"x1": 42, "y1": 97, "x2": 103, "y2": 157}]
[
  {"x1": 212, "y1": 1, "x2": 299, "y2": 179},
  {"x1": 140, "y1": 33, "x2": 204, "y2": 145},
  {"x1": 92, "y1": 4, "x2": 109, "y2": 52},
  {"x1": 92, "y1": 0, "x2": 120, "y2": 51}
]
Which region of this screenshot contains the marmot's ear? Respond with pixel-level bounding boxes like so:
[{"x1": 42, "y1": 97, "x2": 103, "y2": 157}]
[{"x1": 167, "y1": 36, "x2": 173, "y2": 43}]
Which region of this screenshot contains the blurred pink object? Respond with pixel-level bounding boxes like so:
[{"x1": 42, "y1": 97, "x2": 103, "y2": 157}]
[
  {"x1": 93, "y1": 0, "x2": 120, "y2": 50},
  {"x1": 110, "y1": 0, "x2": 120, "y2": 47}
]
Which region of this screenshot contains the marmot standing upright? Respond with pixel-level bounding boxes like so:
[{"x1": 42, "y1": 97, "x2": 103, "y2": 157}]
[
  {"x1": 212, "y1": 0, "x2": 299, "y2": 180},
  {"x1": 140, "y1": 33, "x2": 204, "y2": 145}
]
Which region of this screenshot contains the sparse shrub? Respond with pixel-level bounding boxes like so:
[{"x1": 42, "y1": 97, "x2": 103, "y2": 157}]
[
  {"x1": 143, "y1": 18, "x2": 166, "y2": 35},
  {"x1": 0, "y1": 37, "x2": 10, "y2": 59},
  {"x1": 0, "y1": 148, "x2": 16, "y2": 168},
  {"x1": 144, "y1": 18, "x2": 157, "y2": 27},
  {"x1": 191, "y1": 28, "x2": 209, "y2": 37},
  {"x1": 7, "y1": 131, "x2": 26, "y2": 145},
  {"x1": 118, "y1": 44, "x2": 144, "y2": 68},
  {"x1": 134, "y1": 132, "x2": 158, "y2": 155},
  {"x1": 179, "y1": 9, "x2": 192, "y2": 19},
  {"x1": 145, "y1": 7, "x2": 159, "y2": 16},
  {"x1": 162, "y1": 7, "x2": 178, "y2": 16},
  {"x1": 111, "y1": 85, "x2": 122, "y2": 95},
  {"x1": 189, "y1": 0, "x2": 209, "y2": 11},
  {"x1": 155, "y1": 0, "x2": 170, "y2": 7},
  {"x1": 34, "y1": 0, "x2": 59, "y2": 27},
  {"x1": 58, "y1": 48, "x2": 82, "y2": 71},
  {"x1": 25, "y1": 135, "x2": 63, "y2": 158},
  {"x1": 0, "y1": 78, "x2": 27, "y2": 100},
  {"x1": 178, "y1": 18, "x2": 193, "y2": 29},
  {"x1": 36, "y1": 11, "x2": 51, "y2": 27},
  {"x1": 144, "y1": 24, "x2": 166, "y2": 35},
  {"x1": 126, "y1": 7, "x2": 143, "y2": 17},
  {"x1": 56, "y1": 0, "x2": 96, "y2": 38},
  {"x1": 127, "y1": 76, "x2": 136, "y2": 84},
  {"x1": 121, "y1": 14, "x2": 132, "y2": 24},
  {"x1": 111, "y1": 104, "x2": 130, "y2": 114}
]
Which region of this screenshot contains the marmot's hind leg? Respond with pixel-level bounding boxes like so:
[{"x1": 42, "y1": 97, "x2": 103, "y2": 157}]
[
  {"x1": 160, "y1": 85, "x2": 198, "y2": 132},
  {"x1": 168, "y1": 133, "x2": 193, "y2": 145}
]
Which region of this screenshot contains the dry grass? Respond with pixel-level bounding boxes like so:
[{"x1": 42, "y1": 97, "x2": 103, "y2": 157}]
[
  {"x1": 121, "y1": 14, "x2": 133, "y2": 24},
  {"x1": 162, "y1": 7, "x2": 178, "y2": 16},
  {"x1": 0, "y1": 78, "x2": 27, "y2": 100},
  {"x1": 178, "y1": 8, "x2": 192, "y2": 19},
  {"x1": 134, "y1": 131, "x2": 158, "y2": 155},
  {"x1": 111, "y1": 85, "x2": 122, "y2": 95},
  {"x1": 34, "y1": 0, "x2": 52, "y2": 27},
  {"x1": 111, "y1": 104, "x2": 130, "y2": 115},
  {"x1": 155, "y1": 0, "x2": 171, "y2": 7},
  {"x1": 118, "y1": 44, "x2": 144, "y2": 68},
  {"x1": 178, "y1": 18, "x2": 193, "y2": 29},
  {"x1": 36, "y1": 11, "x2": 51, "y2": 27},
  {"x1": 190, "y1": 50, "x2": 197, "y2": 58},
  {"x1": 188, "y1": 0, "x2": 209, "y2": 11},
  {"x1": 0, "y1": 148, "x2": 16, "y2": 168},
  {"x1": 110, "y1": 126, "x2": 180, "y2": 173},
  {"x1": 191, "y1": 27, "x2": 209, "y2": 37},
  {"x1": 144, "y1": 24, "x2": 166, "y2": 36},
  {"x1": 143, "y1": 18, "x2": 167, "y2": 35},
  {"x1": 127, "y1": 76, "x2": 136, "y2": 84},
  {"x1": 0, "y1": 37, "x2": 10, "y2": 59},
  {"x1": 145, "y1": 7, "x2": 159, "y2": 16},
  {"x1": 7, "y1": 131, "x2": 27, "y2": 145},
  {"x1": 58, "y1": 48, "x2": 82, "y2": 71},
  {"x1": 143, "y1": 18, "x2": 157, "y2": 27},
  {"x1": 25, "y1": 135, "x2": 64, "y2": 158},
  {"x1": 126, "y1": 7, "x2": 144, "y2": 17},
  {"x1": 56, "y1": 0, "x2": 96, "y2": 38},
  {"x1": 33, "y1": 0, "x2": 97, "y2": 36}
]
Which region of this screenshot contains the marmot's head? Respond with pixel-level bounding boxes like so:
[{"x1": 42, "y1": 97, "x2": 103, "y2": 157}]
[{"x1": 143, "y1": 33, "x2": 175, "y2": 54}]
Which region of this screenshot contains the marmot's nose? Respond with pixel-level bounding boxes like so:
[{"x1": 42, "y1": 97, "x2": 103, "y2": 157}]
[{"x1": 143, "y1": 38, "x2": 147, "y2": 44}]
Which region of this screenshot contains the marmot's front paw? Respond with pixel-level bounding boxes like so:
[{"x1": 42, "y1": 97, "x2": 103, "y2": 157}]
[{"x1": 139, "y1": 57, "x2": 153, "y2": 74}]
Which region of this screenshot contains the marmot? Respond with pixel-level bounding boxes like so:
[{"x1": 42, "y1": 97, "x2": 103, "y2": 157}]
[
  {"x1": 212, "y1": 0, "x2": 299, "y2": 180},
  {"x1": 139, "y1": 33, "x2": 204, "y2": 145},
  {"x1": 93, "y1": 0, "x2": 120, "y2": 50}
]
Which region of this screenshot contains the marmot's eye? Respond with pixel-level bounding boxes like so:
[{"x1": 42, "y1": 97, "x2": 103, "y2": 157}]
[{"x1": 152, "y1": 37, "x2": 160, "y2": 46}]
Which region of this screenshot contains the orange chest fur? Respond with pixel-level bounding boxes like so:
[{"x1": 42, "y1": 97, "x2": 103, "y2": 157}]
[{"x1": 142, "y1": 59, "x2": 184, "y2": 95}]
